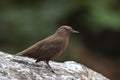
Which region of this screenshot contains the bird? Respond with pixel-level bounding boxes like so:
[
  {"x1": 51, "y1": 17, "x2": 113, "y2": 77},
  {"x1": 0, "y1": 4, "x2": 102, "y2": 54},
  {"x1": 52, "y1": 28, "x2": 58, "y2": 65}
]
[{"x1": 16, "y1": 25, "x2": 79, "y2": 72}]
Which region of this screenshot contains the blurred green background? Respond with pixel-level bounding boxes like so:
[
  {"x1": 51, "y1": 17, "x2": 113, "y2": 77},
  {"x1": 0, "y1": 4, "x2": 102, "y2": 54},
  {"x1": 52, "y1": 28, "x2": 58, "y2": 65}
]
[{"x1": 0, "y1": 0, "x2": 120, "y2": 62}]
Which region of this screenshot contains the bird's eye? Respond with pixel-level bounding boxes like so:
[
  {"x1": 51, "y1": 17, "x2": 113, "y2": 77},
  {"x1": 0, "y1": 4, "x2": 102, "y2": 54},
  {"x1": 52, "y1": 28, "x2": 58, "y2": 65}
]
[{"x1": 64, "y1": 28, "x2": 69, "y2": 32}]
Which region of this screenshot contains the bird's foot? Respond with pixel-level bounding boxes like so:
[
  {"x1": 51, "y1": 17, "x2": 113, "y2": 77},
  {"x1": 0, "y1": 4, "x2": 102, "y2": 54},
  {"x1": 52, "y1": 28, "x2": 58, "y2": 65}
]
[
  {"x1": 45, "y1": 65, "x2": 55, "y2": 73},
  {"x1": 44, "y1": 60, "x2": 56, "y2": 74}
]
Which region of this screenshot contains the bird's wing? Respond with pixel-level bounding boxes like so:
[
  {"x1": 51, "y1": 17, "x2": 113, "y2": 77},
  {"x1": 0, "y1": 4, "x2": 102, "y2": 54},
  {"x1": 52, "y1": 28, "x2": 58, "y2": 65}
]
[
  {"x1": 36, "y1": 40, "x2": 63, "y2": 62},
  {"x1": 15, "y1": 40, "x2": 44, "y2": 58}
]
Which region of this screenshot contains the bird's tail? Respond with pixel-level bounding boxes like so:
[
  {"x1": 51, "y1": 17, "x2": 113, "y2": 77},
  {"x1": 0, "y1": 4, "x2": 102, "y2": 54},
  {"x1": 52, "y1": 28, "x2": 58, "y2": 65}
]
[{"x1": 15, "y1": 51, "x2": 24, "y2": 56}]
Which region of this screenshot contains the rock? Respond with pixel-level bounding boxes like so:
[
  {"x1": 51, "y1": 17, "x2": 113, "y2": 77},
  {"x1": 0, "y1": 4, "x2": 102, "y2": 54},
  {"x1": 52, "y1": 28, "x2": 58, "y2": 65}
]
[{"x1": 0, "y1": 51, "x2": 109, "y2": 80}]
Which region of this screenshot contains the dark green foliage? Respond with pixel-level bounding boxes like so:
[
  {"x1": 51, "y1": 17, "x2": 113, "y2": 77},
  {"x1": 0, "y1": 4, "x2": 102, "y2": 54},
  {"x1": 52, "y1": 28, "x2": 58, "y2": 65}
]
[{"x1": 0, "y1": 0, "x2": 120, "y2": 60}]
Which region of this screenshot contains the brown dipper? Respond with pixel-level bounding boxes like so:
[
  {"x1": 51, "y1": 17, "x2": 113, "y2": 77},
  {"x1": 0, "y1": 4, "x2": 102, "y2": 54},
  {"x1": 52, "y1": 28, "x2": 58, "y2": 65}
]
[{"x1": 16, "y1": 26, "x2": 79, "y2": 72}]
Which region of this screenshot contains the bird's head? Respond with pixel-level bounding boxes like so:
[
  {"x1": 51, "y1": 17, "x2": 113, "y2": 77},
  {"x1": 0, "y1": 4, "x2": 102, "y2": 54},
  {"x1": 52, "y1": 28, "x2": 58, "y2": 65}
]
[{"x1": 55, "y1": 26, "x2": 79, "y2": 36}]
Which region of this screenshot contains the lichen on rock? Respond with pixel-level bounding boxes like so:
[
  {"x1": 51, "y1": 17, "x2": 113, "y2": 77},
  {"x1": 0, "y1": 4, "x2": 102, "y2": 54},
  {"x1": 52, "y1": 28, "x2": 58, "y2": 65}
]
[{"x1": 0, "y1": 51, "x2": 109, "y2": 80}]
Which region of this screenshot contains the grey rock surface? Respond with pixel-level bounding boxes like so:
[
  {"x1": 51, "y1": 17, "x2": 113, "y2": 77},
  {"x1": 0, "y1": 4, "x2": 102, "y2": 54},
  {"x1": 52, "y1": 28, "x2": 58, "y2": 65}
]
[{"x1": 0, "y1": 51, "x2": 109, "y2": 80}]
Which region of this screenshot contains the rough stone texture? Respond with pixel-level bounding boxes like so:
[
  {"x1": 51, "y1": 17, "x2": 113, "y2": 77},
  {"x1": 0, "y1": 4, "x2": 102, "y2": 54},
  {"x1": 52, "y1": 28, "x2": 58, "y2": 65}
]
[{"x1": 0, "y1": 51, "x2": 109, "y2": 80}]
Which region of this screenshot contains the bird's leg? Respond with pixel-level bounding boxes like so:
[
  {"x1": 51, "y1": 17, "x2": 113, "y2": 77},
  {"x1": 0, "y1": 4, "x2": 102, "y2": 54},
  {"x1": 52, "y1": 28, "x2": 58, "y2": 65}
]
[{"x1": 44, "y1": 60, "x2": 55, "y2": 73}]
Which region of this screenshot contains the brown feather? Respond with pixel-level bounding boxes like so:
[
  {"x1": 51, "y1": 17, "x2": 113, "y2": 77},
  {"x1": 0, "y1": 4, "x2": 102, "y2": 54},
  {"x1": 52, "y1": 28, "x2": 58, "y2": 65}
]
[{"x1": 15, "y1": 26, "x2": 79, "y2": 70}]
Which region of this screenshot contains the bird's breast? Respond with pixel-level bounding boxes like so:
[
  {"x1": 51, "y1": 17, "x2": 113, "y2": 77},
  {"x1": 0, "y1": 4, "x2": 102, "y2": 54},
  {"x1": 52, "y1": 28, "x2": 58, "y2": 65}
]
[{"x1": 51, "y1": 37, "x2": 69, "y2": 60}]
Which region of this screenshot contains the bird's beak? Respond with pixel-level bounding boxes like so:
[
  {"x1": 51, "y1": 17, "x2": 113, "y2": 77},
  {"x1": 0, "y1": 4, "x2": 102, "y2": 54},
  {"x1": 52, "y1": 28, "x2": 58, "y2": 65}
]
[{"x1": 71, "y1": 30, "x2": 79, "y2": 33}]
